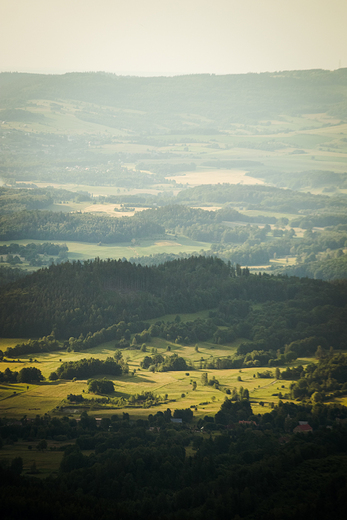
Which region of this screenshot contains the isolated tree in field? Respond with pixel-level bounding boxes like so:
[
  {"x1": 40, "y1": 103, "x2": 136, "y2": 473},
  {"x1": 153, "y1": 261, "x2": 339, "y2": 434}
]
[
  {"x1": 241, "y1": 388, "x2": 250, "y2": 400},
  {"x1": 37, "y1": 439, "x2": 47, "y2": 451},
  {"x1": 114, "y1": 350, "x2": 123, "y2": 361},
  {"x1": 201, "y1": 372, "x2": 208, "y2": 386}
]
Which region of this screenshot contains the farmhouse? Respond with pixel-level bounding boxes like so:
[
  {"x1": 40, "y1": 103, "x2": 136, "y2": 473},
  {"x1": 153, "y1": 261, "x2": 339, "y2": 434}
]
[{"x1": 293, "y1": 421, "x2": 313, "y2": 434}]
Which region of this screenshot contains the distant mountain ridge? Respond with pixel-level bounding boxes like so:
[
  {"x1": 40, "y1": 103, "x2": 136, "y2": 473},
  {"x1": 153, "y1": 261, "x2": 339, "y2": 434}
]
[{"x1": 1, "y1": 69, "x2": 347, "y2": 127}]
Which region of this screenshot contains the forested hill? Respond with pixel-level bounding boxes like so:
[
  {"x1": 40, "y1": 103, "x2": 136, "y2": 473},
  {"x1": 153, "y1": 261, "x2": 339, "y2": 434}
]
[
  {"x1": 0, "y1": 256, "x2": 346, "y2": 346},
  {"x1": 175, "y1": 184, "x2": 347, "y2": 213},
  {"x1": 1, "y1": 69, "x2": 347, "y2": 126},
  {"x1": 0, "y1": 210, "x2": 164, "y2": 242}
]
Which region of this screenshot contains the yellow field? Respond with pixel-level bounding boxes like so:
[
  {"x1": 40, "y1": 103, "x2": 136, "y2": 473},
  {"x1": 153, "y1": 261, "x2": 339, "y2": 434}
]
[
  {"x1": 0, "y1": 331, "x2": 297, "y2": 420},
  {"x1": 167, "y1": 169, "x2": 265, "y2": 186},
  {"x1": 82, "y1": 203, "x2": 150, "y2": 218}
]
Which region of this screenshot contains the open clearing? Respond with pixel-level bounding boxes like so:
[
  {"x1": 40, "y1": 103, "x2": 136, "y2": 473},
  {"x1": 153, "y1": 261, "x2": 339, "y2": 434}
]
[
  {"x1": 167, "y1": 169, "x2": 266, "y2": 186},
  {"x1": 0, "y1": 236, "x2": 211, "y2": 264},
  {"x1": 0, "y1": 441, "x2": 65, "y2": 478},
  {"x1": 20, "y1": 182, "x2": 174, "y2": 197},
  {"x1": 0, "y1": 314, "x2": 305, "y2": 421},
  {"x1": 82, "y1": 203, "x2": 150, "y2": 217}
]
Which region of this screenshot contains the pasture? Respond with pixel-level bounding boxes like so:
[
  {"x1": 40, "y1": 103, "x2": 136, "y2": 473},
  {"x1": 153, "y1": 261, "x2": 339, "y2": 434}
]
[
  {"x1": 166, "y1": 169, "x2": 265, "y2": 186},
  {"x1": 0, "y1": 236, "x2": 212, "y2": 266},
  {"x1": 0, "y1": 322, "x2": 299, "y2": 421},
  {"x1": 1, "y1": 102, "x2": 346, "y2": 421},
  {"x1": 0, "y1": 441, "x2": 65, "y2": 478}
]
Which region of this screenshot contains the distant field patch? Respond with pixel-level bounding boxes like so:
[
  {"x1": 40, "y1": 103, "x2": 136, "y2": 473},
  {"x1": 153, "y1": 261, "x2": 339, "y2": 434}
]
[
  {"x1": 82, "y1": 204, "x2": 150, "y2": 218},
  {"x1": 166, "y1": 169, "x2": 265, "y2": 186},
  {"x1": 0, "y1": 236, "x2": 211, "y2": 264},
  {"x1": 154, "y1": 240, "x2": 182, "y2": 246},
  {"x1": 22, "y1": 182, "x2": 175, "y2": 197},
  {"x1": 194, "y1": 206, "x2": 222, "y2": 212}
]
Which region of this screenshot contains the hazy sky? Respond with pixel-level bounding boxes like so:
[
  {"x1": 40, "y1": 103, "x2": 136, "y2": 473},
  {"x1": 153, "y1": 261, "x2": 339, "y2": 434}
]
[{"x1": 1, "y1": 0, "x2": 346, "y2": 76}]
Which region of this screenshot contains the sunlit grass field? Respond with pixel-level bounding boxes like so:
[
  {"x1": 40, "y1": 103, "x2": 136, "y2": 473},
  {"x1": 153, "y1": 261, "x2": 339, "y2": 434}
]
[
  {"x1": 0, "y1": 304, "x2": 317, "y2": 418},
  {"x1": 1, "y1": 106, "x2": 346, "y2": 421},
  {"x1": 0, "y1": 305, "x2": 305, "y2": 422}
]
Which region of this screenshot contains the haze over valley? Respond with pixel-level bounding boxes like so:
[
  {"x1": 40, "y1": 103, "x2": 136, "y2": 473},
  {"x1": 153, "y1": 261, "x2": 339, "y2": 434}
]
[{"x1": 2, "y1": 2, "x2": 347, "y2": 518}]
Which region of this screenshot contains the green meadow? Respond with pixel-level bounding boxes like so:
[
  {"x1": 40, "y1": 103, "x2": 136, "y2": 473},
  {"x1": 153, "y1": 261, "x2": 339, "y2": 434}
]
[
  {"x1": 0, "y1": 441, "x2": 65, "y2": 478},
  {"x1": 0, "y1": 236, "x2": 212, "y2": 267},
  {"x1": 0, "y1": 307, "x2": 308, "y2": 421}
]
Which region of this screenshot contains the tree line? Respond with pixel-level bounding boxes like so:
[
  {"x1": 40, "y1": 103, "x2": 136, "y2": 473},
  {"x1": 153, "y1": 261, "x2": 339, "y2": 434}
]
[
  {"x1": 0, "y1": 210, "x2": 164, "y2": 242},
  {"x1": 49, "y1": 357, "x2": 127, "y2": 381},
  {"x1": 2, "y1": 398, "x2": 347, "y2": 519}
]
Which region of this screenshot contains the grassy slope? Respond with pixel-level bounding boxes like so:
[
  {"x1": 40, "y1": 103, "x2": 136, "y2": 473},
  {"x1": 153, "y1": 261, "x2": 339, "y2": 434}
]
[
  {"x1": 0, "y1": 314, "x2": 306, "y2": 421},
  {"x1": 1, "y1": 72, "x2": 347, "y2": 419},
  {"x1": 0, "y1": 236, "x2": 212, "y2": 267}
]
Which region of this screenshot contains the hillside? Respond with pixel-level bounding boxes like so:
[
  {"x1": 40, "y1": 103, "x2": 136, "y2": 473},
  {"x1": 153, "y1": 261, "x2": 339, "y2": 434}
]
[
  {"x1": 1, "y1": 69, "x2": 347, "y2": 127},
  {"x1": 1, "y1": 257, "x2": 346, "y2": 350},
  {"x1": 1, "y1": 69, "x2": 347, "y2": 193}
]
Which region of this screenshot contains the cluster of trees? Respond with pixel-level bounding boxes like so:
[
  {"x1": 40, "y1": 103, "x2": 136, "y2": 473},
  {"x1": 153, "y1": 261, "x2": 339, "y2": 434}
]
[
  {"x1": 0, "y1": 242, "x2": 68, "y2": 266},
  {"x1": 134, "y1": 204, "x2": 265, "y2": 244},
  {"x1": 281, "y1": 251, "x2": 347, "y2": 281},
  {"x1": 176, "y1": 183, "x2": 346, "y2": 214},
  {"x1": 87, "y1": 378, "x2": 114, "y2": 394},
  {"x1": 288, "y1": 353, "x2": 347, "y2": 401},
  {"x1": 0, "y1": 366, "x2": 43, "y2": 383},
  {"x1": 49, "y1": 357, "x2": 127, "y2": 381},
  {"x1": 128, "y1": 391, "x2": 162, "y2": 407},
  {"x1": 66, "y1": 390, "x2": 165, "y2": 409},
  {"x1": 140, "y1": 353, "x2": 190, "y2": 372},
  {"x1": 0, "y1": 210, "x2": 164, "y2": 243},
  {"x1": 5, "y1": 334, "x2": 60, "y2": 358},
  {"x1": 0, "y1": 186, "x2": 53, "y2": 213},
  {"x1": 201, "y1": 372, "x2": 221, "y2": 389},
  {"x1": 0, "y1": 367, "x2": 18, "y2": 383},
  {"x1": 17, "y1": 366, "x2": 44, "y2": 383},
  {"x1": 66, "y1": 322, "x2": 134, "y2": 353},
  {"x1": 146, "y1": 316, "x2": 218, "y2": 345}
]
